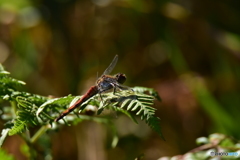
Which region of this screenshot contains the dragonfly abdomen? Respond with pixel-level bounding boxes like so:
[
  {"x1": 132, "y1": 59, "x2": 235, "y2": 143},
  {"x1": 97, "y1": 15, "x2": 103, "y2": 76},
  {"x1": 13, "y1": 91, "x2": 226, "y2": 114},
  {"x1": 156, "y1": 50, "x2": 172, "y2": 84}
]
[{"x1": 54, "y1": 86, "x2": 99, "y2": 122}]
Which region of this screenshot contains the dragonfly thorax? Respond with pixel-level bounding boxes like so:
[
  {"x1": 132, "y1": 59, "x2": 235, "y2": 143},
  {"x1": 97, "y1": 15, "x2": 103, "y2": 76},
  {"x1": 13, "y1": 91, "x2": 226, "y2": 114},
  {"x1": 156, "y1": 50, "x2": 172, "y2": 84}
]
[{"x1": 96, "y1": 75, "x2": 117, "y2": 93}]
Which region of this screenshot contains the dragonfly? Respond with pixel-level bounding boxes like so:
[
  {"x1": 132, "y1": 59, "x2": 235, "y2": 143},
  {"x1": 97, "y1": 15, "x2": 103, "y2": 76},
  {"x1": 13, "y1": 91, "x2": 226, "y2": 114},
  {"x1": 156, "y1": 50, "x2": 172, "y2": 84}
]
[{"x1": 55, "y1": 55, "x2": 130, "y2": 122}]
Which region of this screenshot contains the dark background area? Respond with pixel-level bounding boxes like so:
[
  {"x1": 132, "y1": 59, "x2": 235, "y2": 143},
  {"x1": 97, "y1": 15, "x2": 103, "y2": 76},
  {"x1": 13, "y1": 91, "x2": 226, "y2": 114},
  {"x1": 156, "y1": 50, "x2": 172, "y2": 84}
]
[{"x1": 0, "y1": 0, "x2": 240, "y2": 159}]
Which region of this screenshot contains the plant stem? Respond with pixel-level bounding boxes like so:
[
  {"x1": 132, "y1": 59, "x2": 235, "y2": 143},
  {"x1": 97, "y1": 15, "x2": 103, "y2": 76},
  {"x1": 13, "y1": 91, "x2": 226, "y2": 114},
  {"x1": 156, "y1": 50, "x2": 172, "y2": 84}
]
[
  {"x1": 10, "y1": 101, "x2": 17, "y2": 118},
  {"x1": 21, "y1": 130, "x2": 36, "y2": 160},
  {"x1": 31, "y1": 125, "x2": 48, "y2": 143}
]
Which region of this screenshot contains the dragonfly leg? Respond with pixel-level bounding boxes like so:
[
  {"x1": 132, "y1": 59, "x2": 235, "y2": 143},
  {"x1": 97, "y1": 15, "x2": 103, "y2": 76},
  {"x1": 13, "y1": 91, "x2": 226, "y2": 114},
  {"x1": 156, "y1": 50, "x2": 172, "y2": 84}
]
[
  {"x1": 113, "y1": 86, "x2": 117, "y2": 95},
  {"x1": 110, "y1": 83, "x2": 120, "y2": 96},
  {"x1": 115, "y1": 83, "x2": 133, "y2": 93},
  {"x1": 99, "y1": 92, "x2": 111, "y2": 106},
  {"x1": 99, "y1": 88, "x2": 111, "y2": 105},
  {"x1": 99, "y1": 93, "x2": 104, "y2": 103}
]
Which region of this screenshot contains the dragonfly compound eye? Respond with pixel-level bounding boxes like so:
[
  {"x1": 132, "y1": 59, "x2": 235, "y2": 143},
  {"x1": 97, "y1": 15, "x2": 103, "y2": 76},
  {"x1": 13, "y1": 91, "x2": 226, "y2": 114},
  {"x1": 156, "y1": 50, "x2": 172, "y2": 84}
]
[{"x1": 116, "y1": 73, "x2": 126, "y2": 84}]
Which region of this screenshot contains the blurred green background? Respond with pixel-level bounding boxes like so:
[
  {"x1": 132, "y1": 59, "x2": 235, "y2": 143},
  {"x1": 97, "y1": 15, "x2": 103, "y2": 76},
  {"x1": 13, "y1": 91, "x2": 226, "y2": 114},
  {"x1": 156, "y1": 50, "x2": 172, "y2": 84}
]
[{"x1": 0, "y1": 0, "x2": 240, "y2": 159}]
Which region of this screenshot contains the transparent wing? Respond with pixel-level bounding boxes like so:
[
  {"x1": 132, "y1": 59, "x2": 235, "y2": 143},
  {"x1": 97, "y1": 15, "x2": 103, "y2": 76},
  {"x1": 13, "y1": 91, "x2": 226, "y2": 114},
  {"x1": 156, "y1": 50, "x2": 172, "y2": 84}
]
[
  {"x1": 116, "y1": 83, "x2": 132, "y2": 91},
  {"x1": 102, "y1": 55, "x2": 118, "y2": 75}
]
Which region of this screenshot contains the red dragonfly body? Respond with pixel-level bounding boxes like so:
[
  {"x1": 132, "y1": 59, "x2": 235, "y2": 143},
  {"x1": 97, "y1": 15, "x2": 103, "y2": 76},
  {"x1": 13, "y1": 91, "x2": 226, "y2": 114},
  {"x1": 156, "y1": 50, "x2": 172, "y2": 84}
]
[{"x1": 55, "y1": 55, "x2": 128, "y2": 122}]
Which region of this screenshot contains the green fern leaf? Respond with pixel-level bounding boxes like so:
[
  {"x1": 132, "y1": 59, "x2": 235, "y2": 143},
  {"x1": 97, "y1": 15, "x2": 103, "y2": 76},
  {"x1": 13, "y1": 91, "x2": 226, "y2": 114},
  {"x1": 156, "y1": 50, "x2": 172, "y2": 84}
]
[
  {"x1": 9, "y1": 96, "x2": 42, "y2": 135},
  {"x1": 133, "y1": 86, "x2": 161, "y2": 101},
  {"x1": 145, "y1": 116, "x2": 165, "y2": 140},
  {"x1": 121, "y1": 99, "x2": 132, "y2": 109},
  {"x1": 112, "y1": 106, "x2": 138, "y2": 124},
  {"x1": 97, "y1": 90, "x2": 164, "y2": 139},
  {"x1": 36, "y1": 95, "x2": 75, "y2": 116},
  {"x1": 9, "y1": 119, "x2": 27, "y2": 136}
]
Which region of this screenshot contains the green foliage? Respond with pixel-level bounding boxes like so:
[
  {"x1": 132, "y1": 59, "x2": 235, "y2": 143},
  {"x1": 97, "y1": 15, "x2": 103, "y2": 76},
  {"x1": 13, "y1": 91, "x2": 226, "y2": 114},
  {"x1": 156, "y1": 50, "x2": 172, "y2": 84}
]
[
  {"x1": 0, "y1": 149, "x2": 15, "y2": 160},
  {"x1": 36, "y1": 87, "x2": 164, "y2": 139},
  {"x1": 0, "y1": 64, "x2": 164, "y2": 149},
  {"x1": 133, "y1": 86, "x2": 162, "y2": 101},
  {"x1": 9, "y1": 96, "x2": 40, "y2": 135},
  {"x1": 96, "y1": 89, "x2": 164, "y2": 139},
  {"x1": 160, "y1": 133, "x2": 240, "y2": 160},
  {"x1": 0, "y1": 64, "x2": 25, "y2": 100}
]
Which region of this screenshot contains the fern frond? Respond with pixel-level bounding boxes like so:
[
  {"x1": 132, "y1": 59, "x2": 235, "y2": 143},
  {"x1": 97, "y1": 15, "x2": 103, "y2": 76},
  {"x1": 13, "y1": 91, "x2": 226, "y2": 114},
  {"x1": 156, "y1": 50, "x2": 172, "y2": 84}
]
[
  {"x1": 111, "y1": 106, "x2": 138, "y2": 124},
  {"x1": 145, "y1": 116, "x2": 164, "y2": 140},
  {"x1": 9, "y1": 96, "x2": 41, "y2": 135},
  {"x1": 0, "y1": 65, "x2": 26, "y2": 93},
  {"x1": 0, "y1": 65, "x2": 49, "y2": 135},
  {"x1": 36, "y1": 95, "x2": 76, "y2": 121},
  {"x1": 97, "y1": 90, "x2": 164, "y2": 139},
  {"x1": 36, "y1": 95, "x2": 99, "y2": 123},
  {"x1": 133, "y1": 86, "x2": 161, "y2": 101},
  {"x1": 9, "y1": 120, "x2": 27, "y2": 136}
]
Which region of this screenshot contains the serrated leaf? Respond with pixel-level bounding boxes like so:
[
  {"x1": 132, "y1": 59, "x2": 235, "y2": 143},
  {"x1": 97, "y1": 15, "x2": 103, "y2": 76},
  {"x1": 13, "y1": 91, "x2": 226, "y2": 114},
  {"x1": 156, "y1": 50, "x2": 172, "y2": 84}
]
[
  {"x1": 131, "y1": 102, "x2": 140, "y2": 111},
  {"x1": 115, "y1": 107, "x2": 138, "y2": 124},
  {"x1": 97, "y1": 108, "x2": 104, "y2": 115},
  {"x1": 120, "y1": 99, "x2": 131, "y2": 109},
  {"x1": 127, "y1": 101, "x2": 135, "y2": 110},
  {"x1": 69, "y1": 96, "x2": 82, "y2": 106},
  {"x1": 141, "y1": 102, "x2": 154, "y2": 106},
  {"x1": 136, "y1": 108, "x2": 143, "y2": 115},
  {"x1": 133, "y1": 86, "x2": 161, "y2": 101},
  {"x1": 9, "y1": 120, "x2": 27, "y2": 136},
  {"x1": 37, "y1": 95, "x2": 75, "y2": 116}
]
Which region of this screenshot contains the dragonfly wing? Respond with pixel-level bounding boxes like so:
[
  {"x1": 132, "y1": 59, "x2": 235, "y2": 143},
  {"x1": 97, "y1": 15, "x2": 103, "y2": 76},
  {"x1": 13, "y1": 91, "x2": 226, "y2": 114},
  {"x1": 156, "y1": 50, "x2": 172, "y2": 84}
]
[{"x1": 102, "y1": 55, "x2": 118, "y2": 75}]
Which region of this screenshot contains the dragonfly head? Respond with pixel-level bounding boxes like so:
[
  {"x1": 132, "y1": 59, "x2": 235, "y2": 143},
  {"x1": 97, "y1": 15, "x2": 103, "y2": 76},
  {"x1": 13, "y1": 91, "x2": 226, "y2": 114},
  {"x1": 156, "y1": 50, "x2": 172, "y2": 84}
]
[{"x1": 115, "y1": 73, "x2": 126, "y2": 84}]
